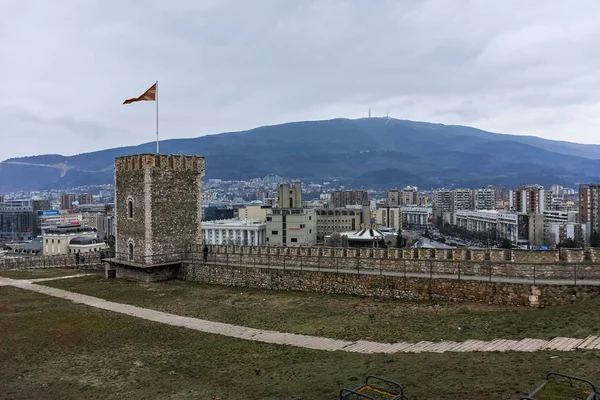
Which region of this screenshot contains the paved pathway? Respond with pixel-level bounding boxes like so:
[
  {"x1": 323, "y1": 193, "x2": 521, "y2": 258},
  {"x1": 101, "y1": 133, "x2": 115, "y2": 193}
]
[{"x1": 2, "y1": 275, "x2": 600, "y2": 354}]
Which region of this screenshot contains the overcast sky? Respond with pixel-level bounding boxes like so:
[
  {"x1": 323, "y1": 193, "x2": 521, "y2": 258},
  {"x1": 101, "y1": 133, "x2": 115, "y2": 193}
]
[{"x1": 2, "y1": 0, "x2": 600, "y2": 161}]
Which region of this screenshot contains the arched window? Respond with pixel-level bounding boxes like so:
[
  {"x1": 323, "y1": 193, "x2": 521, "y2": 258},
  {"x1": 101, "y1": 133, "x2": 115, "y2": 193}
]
[
  {"x1": 128, "y1": 242, "x2": 134, "y2": 261},
  {"x1": 128, "y1": 200, "x2": 133, "y2": 219}
]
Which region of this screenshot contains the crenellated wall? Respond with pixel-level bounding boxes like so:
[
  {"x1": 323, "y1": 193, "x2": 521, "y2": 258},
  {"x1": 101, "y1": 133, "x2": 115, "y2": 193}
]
[
  {"x1": 187, "y1": 245, "x2": 600, "y2": 281},
  {"x1": 195, "y1": 244, "x2": 599, "y2": 264}
]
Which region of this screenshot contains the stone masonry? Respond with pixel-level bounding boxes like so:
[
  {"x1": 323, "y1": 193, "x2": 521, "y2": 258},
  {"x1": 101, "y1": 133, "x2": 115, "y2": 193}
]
[{"x1": 115, "y1": 154, "x2": 205, "y2": 264}]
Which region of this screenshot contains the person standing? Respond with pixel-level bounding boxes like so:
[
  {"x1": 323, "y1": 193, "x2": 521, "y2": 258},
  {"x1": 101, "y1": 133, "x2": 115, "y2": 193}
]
[
  {"x1": 203, "y1": 244, "x2": 209, "y2": 262},
  {"x1": 75, "y1": 250, "x2": 80, "y2": 266}
]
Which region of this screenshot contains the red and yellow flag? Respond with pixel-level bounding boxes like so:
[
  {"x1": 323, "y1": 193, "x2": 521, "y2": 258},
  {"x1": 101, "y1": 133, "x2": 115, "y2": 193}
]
[{"x1": 123, "y1": 83, "x2": 157, "y2": 104}]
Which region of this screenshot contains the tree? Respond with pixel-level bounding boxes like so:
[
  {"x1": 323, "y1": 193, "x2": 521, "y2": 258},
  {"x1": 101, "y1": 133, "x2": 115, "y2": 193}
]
[
  {"x1": 500, "y1": 238, "x2": 512, "y2": 249},
  {"x1": 557, "y1": 237, "x2": 577, "y2": 249},
  {"x1": 327, "y1": 232, "x2": 342, "y2": 248},
  {"x1": 591, "y1": 231, "x2": 600, "y2": 248}
]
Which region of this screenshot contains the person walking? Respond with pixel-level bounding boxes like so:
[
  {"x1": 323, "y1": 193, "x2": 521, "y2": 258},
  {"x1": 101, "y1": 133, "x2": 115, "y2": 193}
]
[
  {"x1": 203, "y1": 244, "x2": 209, "y2": 262},
  {"x1": 75, "y1": 250, "x2": 80, "y2": 266}
]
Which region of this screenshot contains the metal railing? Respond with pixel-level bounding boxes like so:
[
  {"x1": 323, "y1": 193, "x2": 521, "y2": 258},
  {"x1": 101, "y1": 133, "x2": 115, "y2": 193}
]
[
  {"x1": 0, "y1": 253, "x2": 103, "y2": 270},
  {"x1": 186, "y1": 250, "x2": 600, "y2": 286}
]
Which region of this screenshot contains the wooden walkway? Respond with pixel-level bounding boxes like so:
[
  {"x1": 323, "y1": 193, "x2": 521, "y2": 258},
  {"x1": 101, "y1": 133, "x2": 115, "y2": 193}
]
[{"x1": 2, "y1": 275, "x2": 600, "y2": 354}]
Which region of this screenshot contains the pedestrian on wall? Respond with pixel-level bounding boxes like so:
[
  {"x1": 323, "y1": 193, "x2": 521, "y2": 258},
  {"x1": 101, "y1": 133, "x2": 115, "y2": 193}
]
[{"x1": 203, "y1": 243, "x2": 209, "y2": 262}]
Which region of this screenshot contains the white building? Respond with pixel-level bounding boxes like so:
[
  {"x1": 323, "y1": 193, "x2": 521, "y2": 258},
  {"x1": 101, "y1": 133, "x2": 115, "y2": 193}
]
[
  {"x1": 400, "y1": 205, "x2": 432, "y2": 227},
  {"x1": 202, "y1": 218, "x2": 266, "y2": 245},
  {"x1": 42, "y1": 225, "x2": 106, "y2": 256},
  {"x1": 266, "y1": 208, "x2": 317, "y2": 246},
  {"x1": 454, "y1": 210, "x2": 529, "y2": 244}
]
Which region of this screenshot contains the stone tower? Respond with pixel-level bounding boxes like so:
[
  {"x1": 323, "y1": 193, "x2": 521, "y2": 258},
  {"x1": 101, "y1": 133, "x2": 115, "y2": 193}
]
[{"x1": 114, "y1": 154, "x2": 205, "y2": 264}]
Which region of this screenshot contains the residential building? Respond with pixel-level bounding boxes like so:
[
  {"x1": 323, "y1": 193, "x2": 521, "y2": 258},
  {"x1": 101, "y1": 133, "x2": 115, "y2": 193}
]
[
  {"x1": 528, "y1": 213, "x2": 547, "y2": 247},
  {"x1": 60, "y1": 194, "x2": 76, "y2": 210},
  {"x1": 548, "y1": 222, "x2": 586, "y2": 247},
  {"x1": 401, "y1": 187, "x2": 419, "y2": 205},
  {"x1": 473, "y1": 188, "x2": 495, "y2": 210},
  {"x1": 267, "y1": 183, "x2": 317, "y2": 246},
  {"x1": 510, "y1": 185, "x2": 551, "y2": 214},
  {"x1": 77, "y1": 193, "x2": 94, "y2": 205},
  {"x1": 579, "y1": 184, "x2": 600, "y2": 243},
  {"x1": 453, "y1": 189, "x2": 474, "y2": 211},
  {"x1": 315, "y1": 205, "x2": 370, "y2": 242},
  {"x1": 376, "y1": 206, "x2": 402, "y2": 232},
  {"x1": 433, "y1": 189, "x2": 453, "y2": 212},
  {"x1": 331, "y1": 190, "x2": 369, "y2": 208},
  {"x1": 386, "y1": 190, "x2": 400, "y2": 206},
  {"x1": 202, "y1": 218, "x2": 266, "y2": 245}
]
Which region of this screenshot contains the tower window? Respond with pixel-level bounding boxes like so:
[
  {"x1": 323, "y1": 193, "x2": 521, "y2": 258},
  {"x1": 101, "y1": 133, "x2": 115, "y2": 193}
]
[{"x1": 128, "y1": 200, "x2": 133, "y2": 219}]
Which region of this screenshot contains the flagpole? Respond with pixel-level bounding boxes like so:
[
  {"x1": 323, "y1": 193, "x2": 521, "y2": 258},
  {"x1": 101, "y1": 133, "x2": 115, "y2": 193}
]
[{"x1": 156, "y1": 80, "x2": 159, "y2": 154}]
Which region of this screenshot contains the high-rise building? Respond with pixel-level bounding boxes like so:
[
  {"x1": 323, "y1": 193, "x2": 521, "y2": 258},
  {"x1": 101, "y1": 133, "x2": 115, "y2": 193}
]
[
  {"x1": 453, "y1": 189, "x2": 474, "y2": 211},
  {"x1": 401, "y1": 187, "x2": 418, "y2": 205},
  {"x1": 510, "y1": 186, "x2": 551, "y2": 214},
  {"x1": 386, "y1": 190, "x2": 400, "y2": 206},
  {"x1": 0, "y1": 195, "x2": 4, "y2": 203},
  {"x1": 60, "y1": 194, "x2": 76, "y2": 210},
  {"x1": 473, "y1": 188, "x2": 495, "y2": 210},
  {"x1": 579, "y1": 184, "x2": 600, "y2": 242},
  {"x1": 331, "y1": 190, "x2": 369, "y2": 208},
  {"x1": 78, "y1": 194, "x2": 94, "y2": 205},
  {"x1": 433, "y1": 189, "x2": 453, "y2": 212}
]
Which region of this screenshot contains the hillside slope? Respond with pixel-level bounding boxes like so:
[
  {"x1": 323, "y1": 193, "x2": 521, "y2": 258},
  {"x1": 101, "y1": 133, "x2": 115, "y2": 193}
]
[{"x1": 1, "y1": 118, "x2": 599, "y2": 191}]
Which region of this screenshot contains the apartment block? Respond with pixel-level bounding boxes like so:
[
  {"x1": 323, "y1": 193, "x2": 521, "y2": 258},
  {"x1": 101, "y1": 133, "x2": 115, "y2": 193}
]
[
  {"x1": 331, "y1": 190, "x2": 369, "y2": 208},
  {"x1": 510, "y1": 186, "x2": 551, "y2": 214},
  {"x1": 579, "y1": 183, "x2": 600, "y2": 241},
  {"x1": 473, "y1": 188, "x2": 495, "y2": 210}
]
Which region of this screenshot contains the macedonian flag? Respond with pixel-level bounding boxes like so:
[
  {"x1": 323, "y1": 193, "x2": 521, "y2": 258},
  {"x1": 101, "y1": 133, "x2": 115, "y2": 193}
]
[{"x1": 123, "y1": 83, "x2": 157, "y2": 104}]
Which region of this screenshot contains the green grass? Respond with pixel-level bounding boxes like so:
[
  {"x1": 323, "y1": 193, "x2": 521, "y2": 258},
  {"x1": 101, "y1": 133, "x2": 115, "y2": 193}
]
[
  {"x1": 535, "y1": 379, "x2": 597, "y2": 400},
  {"x1": 0, "y1": 268, "x2": 85, "y2": 280},
  {"x1": 43, "y1": 276, "x2": 600, "y2": 343},
  {"x1": 2, "y1": 286, "x2": 600, "y2": 400}
]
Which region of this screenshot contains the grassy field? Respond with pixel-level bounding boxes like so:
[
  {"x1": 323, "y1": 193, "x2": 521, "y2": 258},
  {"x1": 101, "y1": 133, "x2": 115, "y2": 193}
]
[
  {"x1": 0, "y1": 268, "x2": 86, "y2": 280},
  {"x1": 43, "y1": 276, "x2": 600, "y2": 343},
  {"x1": 2, "y1": 285, "x2": 600, "y2": 400}
]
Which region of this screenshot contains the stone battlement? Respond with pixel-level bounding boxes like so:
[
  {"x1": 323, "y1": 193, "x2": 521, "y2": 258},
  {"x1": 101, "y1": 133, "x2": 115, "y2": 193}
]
[
  {"x1": 114, "y1": 154, "x2": 205, "y2": 175},
  {"x1": 196, "y1": 244, "x2": 600, "y2": 264}
]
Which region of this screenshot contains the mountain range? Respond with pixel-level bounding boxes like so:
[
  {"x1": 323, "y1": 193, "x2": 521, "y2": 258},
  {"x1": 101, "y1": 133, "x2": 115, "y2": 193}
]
[{"x1": 1, "y1": 117, "x2": 600, "y2": 192}]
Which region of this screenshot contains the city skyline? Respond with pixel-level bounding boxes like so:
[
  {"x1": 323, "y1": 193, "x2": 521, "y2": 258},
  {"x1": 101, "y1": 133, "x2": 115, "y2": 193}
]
[{"x1": 3, "y1": 1, "x2": 600, "y2": 160}]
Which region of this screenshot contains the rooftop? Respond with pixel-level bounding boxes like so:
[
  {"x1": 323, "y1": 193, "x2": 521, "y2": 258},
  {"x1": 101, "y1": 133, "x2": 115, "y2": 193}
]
[{"x1": 202, "y1": 218, "x2": 265, "y2": 227}]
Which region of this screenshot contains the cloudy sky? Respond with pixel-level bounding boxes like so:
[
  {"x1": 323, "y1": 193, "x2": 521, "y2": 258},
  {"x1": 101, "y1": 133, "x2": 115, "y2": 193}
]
[{"x1": 2, "y1": 0, "x2": 600, "y2": 161}]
